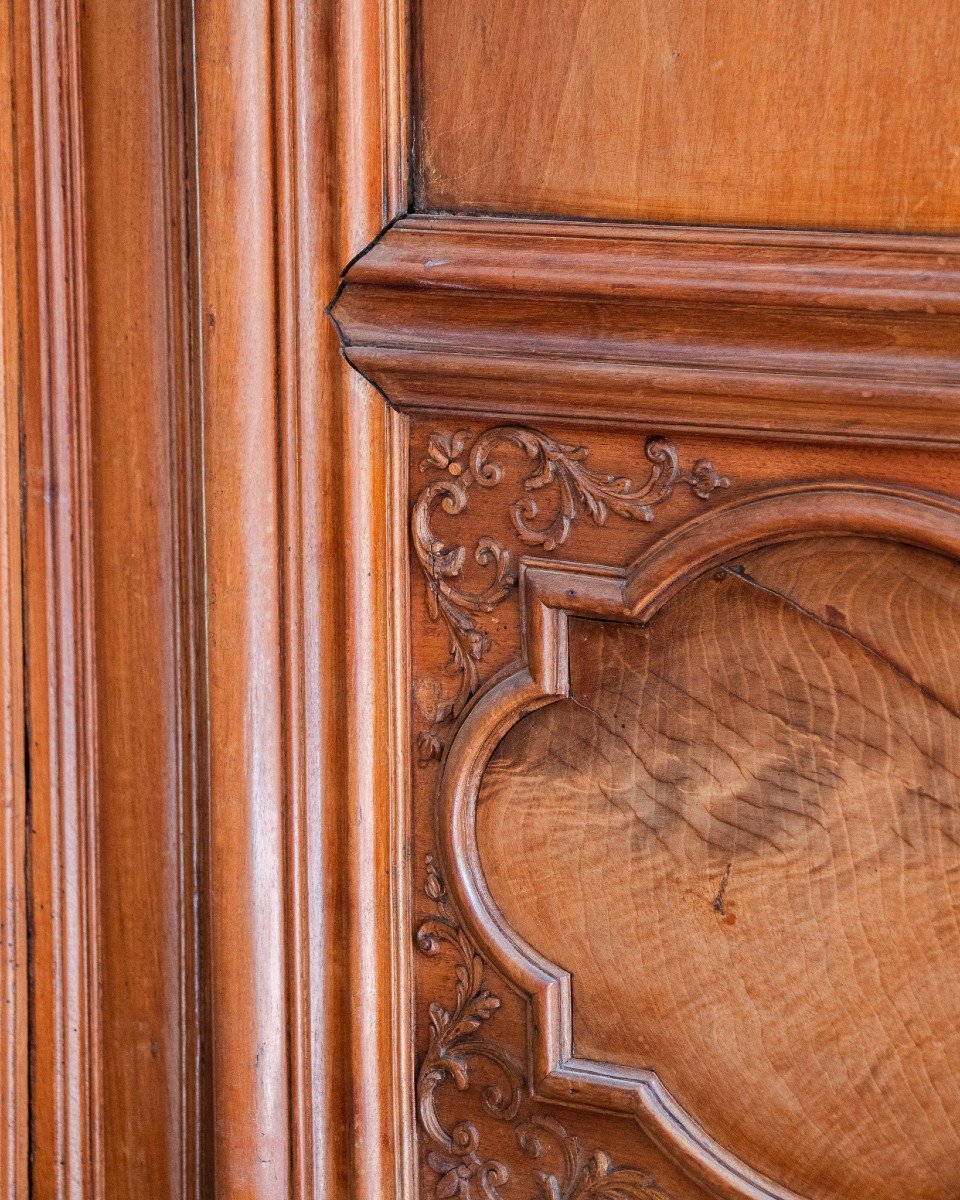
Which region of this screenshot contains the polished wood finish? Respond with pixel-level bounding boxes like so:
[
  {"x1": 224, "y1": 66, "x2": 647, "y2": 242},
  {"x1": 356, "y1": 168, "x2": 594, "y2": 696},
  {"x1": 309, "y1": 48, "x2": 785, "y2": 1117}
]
[
  {"x1": 20, "y1": 0, "x2": 102, "y2": 1191},
  {"x1": 425, "y1": 482, "x2": 960, "y2": 1200},
  {"x1": 0, "y1": 5, "x2": 27, "y2": 1195},
  {"x1": 416, "y1": 0, "x2": 960, "y2": 232},
  {"x1": 193, "y1": 3, "x2": 291, "y2": 1194},
  {"x1": 479, "y1": 537, "x2": 960, "y2": 1200},
  {"x1": 332, "y1": 215, "x2": 960, "y2": 442},
  {"x1": 14, "y1": 0, "x2": 206, "y2": 1192},
  {"x1": 306, "y1": 1, "x2": 410, "y2": 1196},
  {"x1": 8, "y1": 0, "x2": 409, "y2": 1197},
  {"x1": 7, "y1": 0, "x2": 960, "y2": 1198},
  {"x1": 80, "y1": 0, "x2": 200, "y2": 1193}
]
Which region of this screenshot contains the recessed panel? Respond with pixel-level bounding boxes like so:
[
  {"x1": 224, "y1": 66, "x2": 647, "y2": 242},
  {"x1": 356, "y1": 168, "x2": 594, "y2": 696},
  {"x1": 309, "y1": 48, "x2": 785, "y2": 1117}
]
[
  {"x1": 417, "y1": 0, "x2": 960, "y2": 232},
  {"x1": 477, "y1": 536, "x2": 960, "y2": 1200}
]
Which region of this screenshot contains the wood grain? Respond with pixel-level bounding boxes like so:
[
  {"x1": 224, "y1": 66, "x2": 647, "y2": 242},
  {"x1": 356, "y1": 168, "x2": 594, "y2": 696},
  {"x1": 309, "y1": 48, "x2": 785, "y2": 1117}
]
[
  {"x1": 20, "y1": 0, "x2": 103, "y2": 1191},
  {"x1": 12, "y1": 0, "x2": 960, "y2": 1194},
  {"x1": 332, "y1": 215, "x2": 960, "y2": 445},
  {"x1": 417, "y1": 0, "x2": 960, "y2": 232},
  {"x1": 193, "y1": 0, "x2": 293, "y2": 1193},
  {"x1": 306, "y1": 0, "x2": 411, "y2": 1196},
  {"x1": 0, "y1": 4, "x2": 27, "y2": 1195},
  {"x1": 79, "y1": 0, "x2": 201, "y2": 1192},
  {"x1": 477, "y1": 536, "x2": 960, "y2": 1200},
  {"x1": 10, "y1": 0, "x2": 412, "y2": 1194}
]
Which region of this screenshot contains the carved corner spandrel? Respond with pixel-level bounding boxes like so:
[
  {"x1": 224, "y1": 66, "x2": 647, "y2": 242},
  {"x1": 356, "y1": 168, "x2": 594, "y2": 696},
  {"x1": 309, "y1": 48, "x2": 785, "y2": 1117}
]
[
  {"x1": 409, "y1": 418, "x2": 739, "y2": 1200},
  {"x1": 411, "y1": 423, "x2": 730, "y2": 764}
]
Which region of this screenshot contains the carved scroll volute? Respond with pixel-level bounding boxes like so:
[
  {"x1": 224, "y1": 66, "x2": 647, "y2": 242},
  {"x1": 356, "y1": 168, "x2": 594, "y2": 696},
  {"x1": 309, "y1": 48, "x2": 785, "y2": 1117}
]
[{"x1": 412, "y1": 425, "x2": 730, "y2": 764}]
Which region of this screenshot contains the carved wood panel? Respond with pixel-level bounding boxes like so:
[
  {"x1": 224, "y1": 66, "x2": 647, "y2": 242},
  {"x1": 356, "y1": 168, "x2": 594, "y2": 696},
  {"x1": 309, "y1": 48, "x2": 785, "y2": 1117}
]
[
  {"x1": 479, "y1": 538, "x2": 960, "y2": 1200},
  {"x1": 325, "y1": 34, "x2": 960, "y2": 1196},
  {"x1": 396, "y1": 402, "x2": 960, "y2": 1200},
  {"x1": 325, "y1": 139, "x2": 960, "y2": 1191},
  {"x1": 13, "y1": 0, "x2": 960, "y2": 1190},
  {"x1": 411, "y1": 426, "x2": 729, "y2": 763}
]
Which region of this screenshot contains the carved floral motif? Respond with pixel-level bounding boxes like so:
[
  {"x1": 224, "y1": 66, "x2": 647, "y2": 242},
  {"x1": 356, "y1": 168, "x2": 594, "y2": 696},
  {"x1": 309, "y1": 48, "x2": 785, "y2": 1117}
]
[
  {"x1": 416, "y1": 855, "x2": 676, "y2": 1200},
  {"x1": 413, "y1": 426, "x2": 729, "y2": 762},
  {"x1": 417, "y1": 855, "x2": 523, "y2": 1198},
  {"x1": 518, "y1": 1116, "x2": 676, "y2": 1200}
]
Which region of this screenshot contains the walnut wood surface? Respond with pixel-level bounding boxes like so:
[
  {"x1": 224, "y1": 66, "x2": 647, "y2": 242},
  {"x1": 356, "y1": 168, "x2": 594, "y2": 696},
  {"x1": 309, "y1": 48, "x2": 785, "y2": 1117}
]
[
  {"x1": 416, "y1": 0, "x2": 960, "y2": 232},
  {"x1": 477, "y1": 536, "x2": 960, "y2": 1200},
  {"x1": 10, "y1": 0, "x2": 409, "y2": 1196},
  {"x1": 333, "y1": 215, "x2": 960, "y2": 444},
  {"x1": 0, "y1": 9, "x2": 27, "y2": 1196},
  {"x1": 8, "y1": 0, "x2": 960, "y2": 1195},
  {"x1": 18, "y1": 0, "x2": 103, "y2": 1193},
  {"x1": 80, "y1": 2, "x2": 202, "y2": 1192}
]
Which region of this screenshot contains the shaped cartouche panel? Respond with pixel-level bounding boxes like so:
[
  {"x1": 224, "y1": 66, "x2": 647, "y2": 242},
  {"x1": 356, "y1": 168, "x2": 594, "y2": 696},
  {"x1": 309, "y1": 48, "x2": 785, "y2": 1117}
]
[{"x1": 477, "y1": 536, "x2": 960, "y2": 1200}]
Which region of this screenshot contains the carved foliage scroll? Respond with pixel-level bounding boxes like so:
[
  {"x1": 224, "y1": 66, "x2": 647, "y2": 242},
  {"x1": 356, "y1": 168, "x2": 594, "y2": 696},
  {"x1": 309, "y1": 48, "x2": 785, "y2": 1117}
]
[
  {"x1": 413, "y1": 426, "x2": 729, "y2": 762},
  {"x1": 416, "y1": 856, "x2": 676, "y2": 1200}
]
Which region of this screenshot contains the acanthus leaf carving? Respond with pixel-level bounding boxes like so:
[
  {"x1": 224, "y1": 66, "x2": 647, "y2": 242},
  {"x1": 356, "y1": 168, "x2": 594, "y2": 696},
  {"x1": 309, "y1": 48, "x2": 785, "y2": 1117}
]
[
  {"x1": 416, "y1": 855, "x2": 678, "y2": 1200},
  {"x1": 413, "y1": 426, "x2": 729, "y2": 762},
  {"x1": 519, "y1": 1117, "x2": 676, "y2": 1200},
  {"x1": 417, "y1": 854, "x2": 523, "y2": 1199}
]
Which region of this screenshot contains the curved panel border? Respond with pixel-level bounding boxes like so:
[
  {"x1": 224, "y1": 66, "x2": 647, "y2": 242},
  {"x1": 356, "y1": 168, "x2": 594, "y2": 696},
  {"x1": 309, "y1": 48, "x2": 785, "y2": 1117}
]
[{"x1": 437, "y1": 482, "x2": 960, "y2": 1200}]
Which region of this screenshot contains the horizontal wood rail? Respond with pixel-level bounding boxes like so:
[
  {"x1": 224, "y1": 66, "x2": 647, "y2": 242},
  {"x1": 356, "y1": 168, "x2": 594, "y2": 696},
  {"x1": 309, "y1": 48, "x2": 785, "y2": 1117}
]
[{"x1": 331, "y1": 215, "x2": 960, "y2": 444}]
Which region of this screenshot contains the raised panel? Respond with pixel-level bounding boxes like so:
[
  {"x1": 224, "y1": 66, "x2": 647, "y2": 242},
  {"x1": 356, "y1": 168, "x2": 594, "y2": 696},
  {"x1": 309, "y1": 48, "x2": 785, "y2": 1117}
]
[
  {"x1": 416, "y1": 0, "x2": 960, "y2": 232},
  {"x1": 477, "y1": 535, "x2": 960, "y2": 1200},
  {"x1": 397, "y1": 402, "x2": 960, "y2": 1200}
]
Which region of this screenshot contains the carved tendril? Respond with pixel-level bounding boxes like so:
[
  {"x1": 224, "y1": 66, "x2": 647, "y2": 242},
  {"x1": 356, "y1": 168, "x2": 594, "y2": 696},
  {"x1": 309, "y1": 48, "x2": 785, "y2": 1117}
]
[
  {"x1": 417, "y1": 855, "x2": 522, "y2": 1199},
  {"x1": 416, "y1": 856, "x2": 678, "y2": 1200},
  {"x1": 413, "y1": 426, "x2": 730, "y2": 763},
  {"x1": 519, "y1": 1116, "x2": 675, "y2": 1200}
]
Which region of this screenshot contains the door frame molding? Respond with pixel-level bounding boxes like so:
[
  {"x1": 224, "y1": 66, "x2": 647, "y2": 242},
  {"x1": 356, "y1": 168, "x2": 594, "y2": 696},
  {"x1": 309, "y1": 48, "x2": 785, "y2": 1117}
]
[{"x1": 13, "y1": 0, "x2": 415, "y2": 1196}]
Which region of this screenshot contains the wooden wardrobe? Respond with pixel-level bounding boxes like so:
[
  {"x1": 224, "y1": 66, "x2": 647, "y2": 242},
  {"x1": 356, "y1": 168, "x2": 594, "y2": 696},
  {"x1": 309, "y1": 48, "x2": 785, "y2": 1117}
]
[{"x1": 3, "y1": 2, "x2": 960, "y2": 1198}]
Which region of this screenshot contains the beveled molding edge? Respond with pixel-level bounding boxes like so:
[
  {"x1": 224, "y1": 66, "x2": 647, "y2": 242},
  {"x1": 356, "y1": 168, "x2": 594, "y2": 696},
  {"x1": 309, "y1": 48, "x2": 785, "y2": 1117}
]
[
  {"x1": 436, "y1": 482, "x2": 960, "y2": 1200},
  {"x1": 329, "y1": 214, "x2": 960, "y2": 445}
]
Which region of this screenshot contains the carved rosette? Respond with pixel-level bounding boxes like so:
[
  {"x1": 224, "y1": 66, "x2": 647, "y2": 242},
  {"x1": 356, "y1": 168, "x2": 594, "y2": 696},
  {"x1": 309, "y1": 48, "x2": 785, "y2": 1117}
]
[
  {"x1": 416, "y1": 855, "x2": 677, "y2": 1200},
  {"x1": 412, "y1": 426, "x2": 729, "y2": 763}
]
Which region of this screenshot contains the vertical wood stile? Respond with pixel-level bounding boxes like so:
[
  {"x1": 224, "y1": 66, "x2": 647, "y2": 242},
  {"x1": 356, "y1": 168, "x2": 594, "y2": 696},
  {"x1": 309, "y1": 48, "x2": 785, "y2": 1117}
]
[
  {"x1": 333, "y1": 0, "x2": 410, "y2": 1193},
  {"x1": 284, "y1": 0, "x2": 411, "y2": 1196},
  {"x1": 76, "y1": 0, "x2": 202, "y2": 1194}
]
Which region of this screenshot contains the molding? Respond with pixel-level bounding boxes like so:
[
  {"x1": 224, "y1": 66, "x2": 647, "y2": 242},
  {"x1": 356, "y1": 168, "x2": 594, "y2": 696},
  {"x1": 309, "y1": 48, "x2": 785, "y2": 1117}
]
[
  {"x1": 413, "y1": 424, "x2": 728, "y2": 762},
  {"x1": 81, "y1": 0, "x2": 206, "y2": 1193},
  {"x1": 20, "y1": 0, "x2": 103, "y2": 1193},
  {"x1": 436, "y1": 483, "x2": 960, "y2": 1200},
  {"x1": 0, "y1": 5, "x2": 27, "y2": 1195},
  {"x1": 290, "y1": 0, "x2": 412, "y2": 1198},
  {"x1": 160, "y1": 0, "x2": 205, "y2": 1191},
  {"x1": 193, "y1": 0, "x2": 412, "y2": 1194},
  {"x1": 330, "y1": 214, "x2": 960, "y2": 444},
  {"x1": 10, "y1": 0, "x2": 414, "y2": 1195},
  {"x1": 19, "y1": 0, "x2": 205, "y2": 1193}
]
